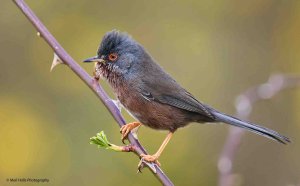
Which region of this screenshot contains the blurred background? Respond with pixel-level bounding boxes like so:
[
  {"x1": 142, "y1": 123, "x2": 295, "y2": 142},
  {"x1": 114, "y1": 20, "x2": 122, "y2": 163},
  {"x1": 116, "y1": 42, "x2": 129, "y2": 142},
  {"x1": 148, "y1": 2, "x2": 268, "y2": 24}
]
[{"x1": 1, "y1": 0, "x2": 299, "y2": 185}]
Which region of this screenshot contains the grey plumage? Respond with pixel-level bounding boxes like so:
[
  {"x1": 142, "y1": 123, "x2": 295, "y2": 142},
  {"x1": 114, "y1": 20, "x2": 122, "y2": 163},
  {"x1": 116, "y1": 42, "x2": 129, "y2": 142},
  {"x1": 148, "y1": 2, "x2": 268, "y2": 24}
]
[{"x1": 90, "y1": 30, "x2": 290, "y2": 144}]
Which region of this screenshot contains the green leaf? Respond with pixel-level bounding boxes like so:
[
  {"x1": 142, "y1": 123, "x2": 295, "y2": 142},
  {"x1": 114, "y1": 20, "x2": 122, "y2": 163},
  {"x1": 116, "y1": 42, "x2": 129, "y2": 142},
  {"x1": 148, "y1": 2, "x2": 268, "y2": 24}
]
[{"x1": 90, "y1": 131, "x2": 123, "y2": 152}]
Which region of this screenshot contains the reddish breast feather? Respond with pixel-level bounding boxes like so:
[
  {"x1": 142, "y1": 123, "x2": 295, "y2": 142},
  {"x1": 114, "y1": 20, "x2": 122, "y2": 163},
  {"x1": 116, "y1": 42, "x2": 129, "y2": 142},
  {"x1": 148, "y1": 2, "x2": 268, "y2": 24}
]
[
  {"x1": 96, "y1": 62, "x2": 189, "y2": 131},
  {"x1": 116, "y1": 82, "x2": 188, "y2": 131}
]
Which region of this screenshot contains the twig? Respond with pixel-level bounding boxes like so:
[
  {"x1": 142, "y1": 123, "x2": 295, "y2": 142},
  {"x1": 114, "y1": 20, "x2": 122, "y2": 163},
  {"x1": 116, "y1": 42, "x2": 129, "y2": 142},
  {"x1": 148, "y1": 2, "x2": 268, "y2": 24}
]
[
  {"x1": 90, "y1": 131, "x2": 135, "y2": 152},
  {"x1": 12, "y1": 0, "x2": 174, "y2": 185},
  {"x1": 218, "y1": 74, "x2": 300, "y2": 186}
]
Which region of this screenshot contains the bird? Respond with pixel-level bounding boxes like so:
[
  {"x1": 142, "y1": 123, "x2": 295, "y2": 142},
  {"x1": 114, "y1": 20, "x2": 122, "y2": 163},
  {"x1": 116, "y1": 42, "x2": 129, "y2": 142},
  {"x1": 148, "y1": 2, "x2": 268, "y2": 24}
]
[{"x1": 83, "y1": 30, "x2": 290, "y2": 166}]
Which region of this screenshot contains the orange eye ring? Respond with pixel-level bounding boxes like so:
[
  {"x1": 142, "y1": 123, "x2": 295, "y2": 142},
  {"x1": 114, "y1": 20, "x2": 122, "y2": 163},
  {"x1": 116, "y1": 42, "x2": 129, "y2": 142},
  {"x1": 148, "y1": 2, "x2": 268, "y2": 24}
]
[{"x1": 108, "y1": 53, "x2": 118, "y2": 61}]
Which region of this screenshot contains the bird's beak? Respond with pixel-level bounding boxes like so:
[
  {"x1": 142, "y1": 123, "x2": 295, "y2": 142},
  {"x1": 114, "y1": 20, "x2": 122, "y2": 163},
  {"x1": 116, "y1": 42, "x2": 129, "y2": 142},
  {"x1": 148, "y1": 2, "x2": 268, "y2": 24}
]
[{"x1": 83, "y1": 56, "x2": 105, "y2": 63}]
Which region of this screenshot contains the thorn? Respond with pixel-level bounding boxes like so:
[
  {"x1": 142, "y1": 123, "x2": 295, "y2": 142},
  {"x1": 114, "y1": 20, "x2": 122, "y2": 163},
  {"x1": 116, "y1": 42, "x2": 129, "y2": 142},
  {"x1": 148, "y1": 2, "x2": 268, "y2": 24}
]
[
  {"x1": 131, "y1": 126, "x2": 140, "y2": 140},
  {"x1": 112, "y1": 99, "x2": 122, "y2": 112},
  {"x1": 50, "y1": 53, "x2": 63, "y2": 72}
]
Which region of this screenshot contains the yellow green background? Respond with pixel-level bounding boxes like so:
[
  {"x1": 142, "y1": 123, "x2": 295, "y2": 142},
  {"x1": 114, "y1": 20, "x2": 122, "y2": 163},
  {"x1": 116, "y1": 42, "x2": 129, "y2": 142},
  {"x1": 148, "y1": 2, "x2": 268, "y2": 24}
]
[{"x1": 0, "y1": 0, "x2": 299, "y2": 185}]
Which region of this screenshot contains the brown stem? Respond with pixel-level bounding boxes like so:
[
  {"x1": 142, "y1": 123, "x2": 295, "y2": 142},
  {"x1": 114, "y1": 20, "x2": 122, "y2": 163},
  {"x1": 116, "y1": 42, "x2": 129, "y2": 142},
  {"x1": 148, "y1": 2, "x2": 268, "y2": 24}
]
[
  {"x1": 122, "y1": 144, "x2": 136, "y2": 152},
  {"x1": 218, "y1": 74, "x2": 300, "y2": 186},
  {"x1": 12, "y1": 0, "x2": 173, "y2": 185}
]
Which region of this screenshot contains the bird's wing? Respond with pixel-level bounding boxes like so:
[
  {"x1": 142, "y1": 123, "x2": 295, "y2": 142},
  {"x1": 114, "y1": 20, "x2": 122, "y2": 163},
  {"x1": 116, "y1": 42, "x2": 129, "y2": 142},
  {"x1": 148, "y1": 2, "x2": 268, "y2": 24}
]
[{"x1": 139, "y1": 78, "x2": 215, "y2": 120}]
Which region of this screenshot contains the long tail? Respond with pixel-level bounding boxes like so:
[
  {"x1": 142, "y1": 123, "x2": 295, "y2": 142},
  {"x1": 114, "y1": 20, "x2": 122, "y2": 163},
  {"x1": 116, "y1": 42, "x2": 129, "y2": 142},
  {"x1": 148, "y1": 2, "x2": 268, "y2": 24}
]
[{"x1": 213, "y1": 111, "x2": 290, "y2": 144}]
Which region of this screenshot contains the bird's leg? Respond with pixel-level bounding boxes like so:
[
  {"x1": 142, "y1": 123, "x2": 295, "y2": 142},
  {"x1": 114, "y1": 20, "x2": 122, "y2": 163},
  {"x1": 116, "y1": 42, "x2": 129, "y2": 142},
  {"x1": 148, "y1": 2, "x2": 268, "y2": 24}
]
[
  {"x1": 120, "y1": 122, "x2": 141, "y2": 143},
  {"x1": 140, "y1": 132, "x2": 173, "y2": 165}
]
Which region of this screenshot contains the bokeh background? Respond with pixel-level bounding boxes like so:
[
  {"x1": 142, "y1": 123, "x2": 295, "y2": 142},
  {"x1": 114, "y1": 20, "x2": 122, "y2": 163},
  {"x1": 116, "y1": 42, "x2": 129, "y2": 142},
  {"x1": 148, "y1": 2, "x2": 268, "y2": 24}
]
[{"x1": 1, "y1": 0, "x2": 300, "y2": 185}]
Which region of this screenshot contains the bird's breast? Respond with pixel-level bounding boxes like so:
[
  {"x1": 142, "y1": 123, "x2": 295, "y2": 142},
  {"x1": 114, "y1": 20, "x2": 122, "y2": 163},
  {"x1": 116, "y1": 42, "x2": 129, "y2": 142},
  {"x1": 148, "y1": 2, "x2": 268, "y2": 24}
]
[{"x1": 112, "y1": 81, "x2": 189, "y2": 132}]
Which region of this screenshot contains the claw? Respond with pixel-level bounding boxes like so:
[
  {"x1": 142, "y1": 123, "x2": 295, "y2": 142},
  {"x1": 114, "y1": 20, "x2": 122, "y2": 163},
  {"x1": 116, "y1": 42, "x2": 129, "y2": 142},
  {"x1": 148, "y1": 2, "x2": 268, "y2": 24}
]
[
  {"x1": 120, "y1": 122, "x2": 141, "y2": 144},
  {"x1": 121, "y1": 134, "x2": 127, "y2": 144},
  {"x1": 137, "y1": 159, "x2": 145, "y2": 173},
  {"x1": 121, "y1": 128, "x2": 130, "y2": 144},
  {"x1": 137, "y1": 157, "x2": 157, "y2": 173},
  {"x1": 140, "y1": 154, "x2": 160, "y2": 166}
]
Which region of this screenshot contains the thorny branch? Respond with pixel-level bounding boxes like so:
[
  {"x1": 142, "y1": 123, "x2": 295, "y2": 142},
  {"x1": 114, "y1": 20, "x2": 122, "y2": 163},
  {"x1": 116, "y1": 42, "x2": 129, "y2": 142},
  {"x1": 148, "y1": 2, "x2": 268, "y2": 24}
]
[
  {"x1": 218, "y1": 74, "x2": 300, "y2": 186},
  {"x1": 13, "y1": 0, "x2": 174, "y2": 185}
]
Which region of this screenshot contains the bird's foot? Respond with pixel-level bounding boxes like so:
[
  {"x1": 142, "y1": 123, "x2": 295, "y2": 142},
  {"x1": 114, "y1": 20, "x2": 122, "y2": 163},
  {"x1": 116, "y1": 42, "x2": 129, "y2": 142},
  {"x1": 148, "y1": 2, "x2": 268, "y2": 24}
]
[
  {"x1": 140, "y1": 154, "x2": 161, "y2": 166},
  {"x1": 137, "y1": 159, "x2": 157, "y2": 173},
  {"x1": 120, "y1": 122, "x2": 141, "y2": 144},
  {"x1": 137, "y1": 132, "x2": 173, "y2": 172},
  {"x1": 137, "y1": 154, "x2": 161, "y2": 173}
]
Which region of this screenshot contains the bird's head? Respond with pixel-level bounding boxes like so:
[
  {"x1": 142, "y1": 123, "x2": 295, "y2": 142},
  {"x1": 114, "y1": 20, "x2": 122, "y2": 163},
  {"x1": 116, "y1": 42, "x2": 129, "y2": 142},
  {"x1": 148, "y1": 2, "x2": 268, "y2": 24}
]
[{"x1": 83, "y1": 30, "x2": 145, "y2": 78}]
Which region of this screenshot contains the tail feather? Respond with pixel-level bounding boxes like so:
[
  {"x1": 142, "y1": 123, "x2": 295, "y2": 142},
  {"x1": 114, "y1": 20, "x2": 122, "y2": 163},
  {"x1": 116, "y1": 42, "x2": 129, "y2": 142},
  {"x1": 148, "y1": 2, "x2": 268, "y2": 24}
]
[{"x1": 213, "y1": 112, "x2": 290, "y2": 144}]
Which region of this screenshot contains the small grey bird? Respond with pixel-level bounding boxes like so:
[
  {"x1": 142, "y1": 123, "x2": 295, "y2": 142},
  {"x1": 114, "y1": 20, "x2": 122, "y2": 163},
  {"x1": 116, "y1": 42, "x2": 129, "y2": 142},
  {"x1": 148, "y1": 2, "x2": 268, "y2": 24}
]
[{"x1": 84, "y1": 30, "x2": 290, "y2": 165}]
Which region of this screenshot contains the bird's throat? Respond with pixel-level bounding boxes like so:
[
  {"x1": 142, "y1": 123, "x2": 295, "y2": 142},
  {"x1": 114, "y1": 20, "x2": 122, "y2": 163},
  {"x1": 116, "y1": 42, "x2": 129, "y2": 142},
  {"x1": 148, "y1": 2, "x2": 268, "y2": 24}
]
[{"x1": 95, "y1": 62, "x2": 123, "y2": 89}]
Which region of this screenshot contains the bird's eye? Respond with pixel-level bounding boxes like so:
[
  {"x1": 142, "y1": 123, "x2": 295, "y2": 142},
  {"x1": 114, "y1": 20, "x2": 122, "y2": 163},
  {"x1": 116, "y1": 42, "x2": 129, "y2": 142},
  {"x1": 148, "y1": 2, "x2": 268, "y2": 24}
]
[{"x1": 108, "y1": 53, "x2": 118, "y2": 61}]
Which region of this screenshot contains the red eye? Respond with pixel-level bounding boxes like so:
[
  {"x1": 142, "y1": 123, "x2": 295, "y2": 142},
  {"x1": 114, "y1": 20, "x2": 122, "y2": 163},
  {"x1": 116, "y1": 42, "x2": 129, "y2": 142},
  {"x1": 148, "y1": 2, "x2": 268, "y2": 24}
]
[{"x1": 108, "y1": 53, "x2": 118, "y2": 61}]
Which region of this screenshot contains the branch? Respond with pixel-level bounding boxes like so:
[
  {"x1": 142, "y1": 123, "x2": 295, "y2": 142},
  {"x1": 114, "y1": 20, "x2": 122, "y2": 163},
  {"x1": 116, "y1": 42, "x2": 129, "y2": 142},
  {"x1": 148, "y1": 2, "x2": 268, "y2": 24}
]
[
  {"x1": 218, "y1": 74, "x2": 300, "y2": 186},
  {"x1": 12, "y1": 0, "x2": 174, "y2": 185}
]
